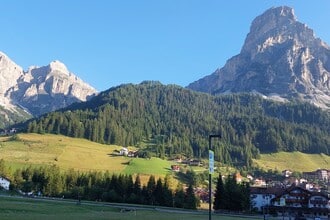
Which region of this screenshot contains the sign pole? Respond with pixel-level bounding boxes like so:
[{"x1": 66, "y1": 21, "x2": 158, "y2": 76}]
[{"x1": 208, "y1": 135, "x2": 220, "y2": 220}]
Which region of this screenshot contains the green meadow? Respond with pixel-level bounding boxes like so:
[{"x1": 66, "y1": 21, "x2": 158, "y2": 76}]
[
  {"x1": 1, "y1": 133, "x2": 329, "y2": 177},
  {"x1": 0, "y1": 133, "x2": 129, "y2": 172},
  {"x1": 254, "y1": 151, "x2": 330, "y2": 172},
  {"x1": 124, "y1": 157, "x2": 173, "y2": 175},
  {"x1": 0, "y1": 196, "x2": 266, "y2": 220},
  {"x1": 0, "y1": 133, "x2": 175, "y2": 185}
]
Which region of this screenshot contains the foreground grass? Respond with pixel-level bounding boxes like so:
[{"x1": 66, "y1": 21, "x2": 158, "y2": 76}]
[
  {"x1": 0, "y1": 196, "x2": 265, "y2": 220},
  {"x1": 254, "y1": 151, "x2": 330, "y2": 172}
]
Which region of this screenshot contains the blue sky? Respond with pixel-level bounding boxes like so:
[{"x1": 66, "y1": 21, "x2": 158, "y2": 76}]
[{"x1": 1, "y1": 1, "x2": 330, "y2": 91}]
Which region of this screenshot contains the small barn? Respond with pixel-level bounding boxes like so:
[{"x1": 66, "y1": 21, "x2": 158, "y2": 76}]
[{"x1": 171, "y1": 165, "x2": 180, "y2": 172}]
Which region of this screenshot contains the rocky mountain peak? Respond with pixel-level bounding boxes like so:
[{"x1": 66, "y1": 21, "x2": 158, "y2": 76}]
[
  {"x1": 188, "y1": 6, "x2": 330, "y2": 109},
  {"x1": 48, "y1": 60, "x2": 70, "y2": 75},
  {"x1": 0, "y1": 51, "x2": 97, "y2": 121},
  {"x1": 250, "y1": 6, "x2": 296, "y2": 32},
  {"x1": 241, "y1": 6, "x2": 316, "y2": 56},
  {"x1": 0, "y1": 51, "x2": 23, "y2": 74},
  {"x1": 0, "y1": 51, "x2": 14, "y2": 65},
  {"x1": 0, "y1": 52, "x2": 23, "y2": 96}
]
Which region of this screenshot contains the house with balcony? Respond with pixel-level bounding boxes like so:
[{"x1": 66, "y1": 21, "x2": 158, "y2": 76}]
[
  {"x1": 272, "y1": 185, "x2": 311, "y2": 208},
  {"x1": 308, "y1": 192, "x2": 330, "y2": 218},
  {"x1": 269, "y1": 185, "x2": 330, "y2": 219}
]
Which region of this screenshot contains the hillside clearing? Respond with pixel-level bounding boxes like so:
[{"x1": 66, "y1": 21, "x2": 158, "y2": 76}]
[
  {"x1": 0, "y1": 133, "x2": 176, "y2": 182},
  {"x1": 0, "y1": 133, "x2": 130, "y2": 172},
  {"x1": 124, "y1": 157, "x2": 173, "y2": 175},
  {"x1": 253, "y1": 151, "x2": 330, "y2": 172}
]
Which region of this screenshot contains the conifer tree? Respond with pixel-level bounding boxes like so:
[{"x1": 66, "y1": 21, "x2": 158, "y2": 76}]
[
  {"x1": 133, "y1": 174, "x2": 142, "y2": 195},
  {"x1": 154, "y1": 178, "x2": 164, "y2": 206},
  {"x1": 174, "y1": 183, "x2": 185, "y2": 208},
  {"x1": 184, "y1": 183, "x2": 197, "y2": 209},
  {"x1": 132, "y1": 174, "x2": 142, "y2": 204},
  {"x1": 163, "y1": 177, "x2": 174, "y2": 207},
  {"x1": 213, "y1": 173, "x2": 225, "y2": 210},
  {"x1": 146, "y1": 175, "x2": 156, "y2": 205}
]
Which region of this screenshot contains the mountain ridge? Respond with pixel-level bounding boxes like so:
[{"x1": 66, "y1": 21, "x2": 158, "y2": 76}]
[
  {"x1": 0, "y1": 51, "x2": 97, "y2": 128},
  {"x1": 187, "y1": 6, "x2": 330, "y2": 109}
]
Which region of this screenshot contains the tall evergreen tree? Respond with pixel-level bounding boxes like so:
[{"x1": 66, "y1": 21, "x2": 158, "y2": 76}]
[
  {"x1": 163, "y1": 176, "x2": 174, "y2": 207},
  {"x1": 133, "y1": 174, "x2": 142, "y2": 195},
  {"x1": 154, "y1": 178, "x2": 164, "y2": 206},
  {"x1": 239, "y1": 182, "x2": 251, "y2": 211},
  {"x1": 146, "y1": 175, "x2": 156, "y2": 205},
  {"x1": 184, "y1": 183, "x2": 197, "y2": 209},
  {"x1": 213, "y1": 173, "x2": 225, "y2": 210},
  {"x1": 174, "y1": 183, "x2": 185, "y2": 208},
  {"x1": 224, "y1": 175, "x2": 241, "y2": 211}
]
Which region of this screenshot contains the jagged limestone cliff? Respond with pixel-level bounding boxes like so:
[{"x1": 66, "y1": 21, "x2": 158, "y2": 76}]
[{"x1": 188, "y1": 6, "x2": 330, "y2": 109}]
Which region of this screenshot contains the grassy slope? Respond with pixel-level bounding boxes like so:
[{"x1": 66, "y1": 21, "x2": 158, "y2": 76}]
[
  {"x1": 124, "y1": 157, "x2": 173, "y2": 175},
  {"x1": 1, "y1": 133, "x2": 329, "y2": 176},
  {"x1": 0, "y1": 133, "x2": 170, "y2": 176},
  {"x1": 124, "y1": 157, "x2": 175, "y2": 187},
  {"x1": 0, "y1": 133, "x2": 128, "y2": 172},
  {"x1": 253, "y1": 151, "x2": 330, "y2": 172}
]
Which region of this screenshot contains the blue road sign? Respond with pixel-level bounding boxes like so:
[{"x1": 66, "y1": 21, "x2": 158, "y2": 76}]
[{"x1": 209, "y1": 150, "x2": 214, "y2": 174}]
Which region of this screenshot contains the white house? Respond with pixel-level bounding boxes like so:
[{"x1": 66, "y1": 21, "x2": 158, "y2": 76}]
[
  {"x1": 119, "y1": 147, "x2": 128, "y2": 156},
  {"x1": 250, "y1": 187, "x2": 284, "y2": 212},
  {"x1": 0, "y1": 177, "x2": 10, "y2": 190}
]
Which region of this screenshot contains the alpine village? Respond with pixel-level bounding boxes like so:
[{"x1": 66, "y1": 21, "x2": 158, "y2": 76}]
[{"x1": 0, "y1": 6, "x2": 330, "y2": 220}]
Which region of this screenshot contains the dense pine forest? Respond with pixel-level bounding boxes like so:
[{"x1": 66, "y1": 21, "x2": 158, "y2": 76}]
[{"x1": 26, "y1": 81, "x2": 330, "y2": 167}]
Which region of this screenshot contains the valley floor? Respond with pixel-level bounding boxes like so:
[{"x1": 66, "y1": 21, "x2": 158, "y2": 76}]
[{"x1": 0, "y1": 194, "x2": 276, "y2": 220}]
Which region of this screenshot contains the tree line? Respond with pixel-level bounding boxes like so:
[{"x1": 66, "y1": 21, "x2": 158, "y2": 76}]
[
  {"x1": 213, "y1": 173, "x2": 250, "y2": 211},
  {"x1": 0, "y1": 160, "x2": 198, "y2": 209},
  {"x1": 25, "y1": 82, "x2": 330, "y2": 167},
  {"x1": 1, "y1": 159, "x2": 255, "y2": 212}
]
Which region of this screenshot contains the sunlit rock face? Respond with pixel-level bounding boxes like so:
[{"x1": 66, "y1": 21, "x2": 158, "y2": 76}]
[
  {"x1": 0, "y1": 52, "x2": 97, "y2": 118},
  {"x1": 188, "y1": 6, "x2": 330, "y2": 109}
]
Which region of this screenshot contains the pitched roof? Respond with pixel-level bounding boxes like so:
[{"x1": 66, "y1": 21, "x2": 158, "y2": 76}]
[
  {"x1": 0, "y1": 176, "x2": 11, "y2": 182},
  {"x1": 250, "y1": 187, "x2": 285, "y2": 196}
]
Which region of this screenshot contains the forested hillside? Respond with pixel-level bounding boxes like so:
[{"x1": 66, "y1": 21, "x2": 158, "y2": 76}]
[
  {"x1": 0, "y1": 105, "x2": 31, "y2": 129},
  {"x1": 26, "y1": 81, "x2": 330, "y2": 167}
]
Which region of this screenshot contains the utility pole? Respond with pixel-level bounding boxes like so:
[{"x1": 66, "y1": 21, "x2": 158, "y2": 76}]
[{"x1": 209, "y1": 134, "x2": 221, "y2": 220}]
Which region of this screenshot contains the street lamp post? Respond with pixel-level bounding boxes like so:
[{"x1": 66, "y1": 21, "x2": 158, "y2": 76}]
[{"x1": 209, "y1": 134, "x2": 221, "y2": 220}]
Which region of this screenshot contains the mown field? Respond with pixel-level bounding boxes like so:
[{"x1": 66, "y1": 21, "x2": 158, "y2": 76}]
[
  {"x1": 254, "y1": 151, "x2": 330, "y2": 172},
  {"x1": 0, "y1": 196, "x2": 267, "y2": 220}
]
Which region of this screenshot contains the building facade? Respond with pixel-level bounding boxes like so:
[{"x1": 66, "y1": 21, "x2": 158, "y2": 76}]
[
  {"x1": 0, "y1": 177, "x2": 10, "y2": 190},
  {"x1": 270, "y1": 186, "x2": 329, "y2": 219}
]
